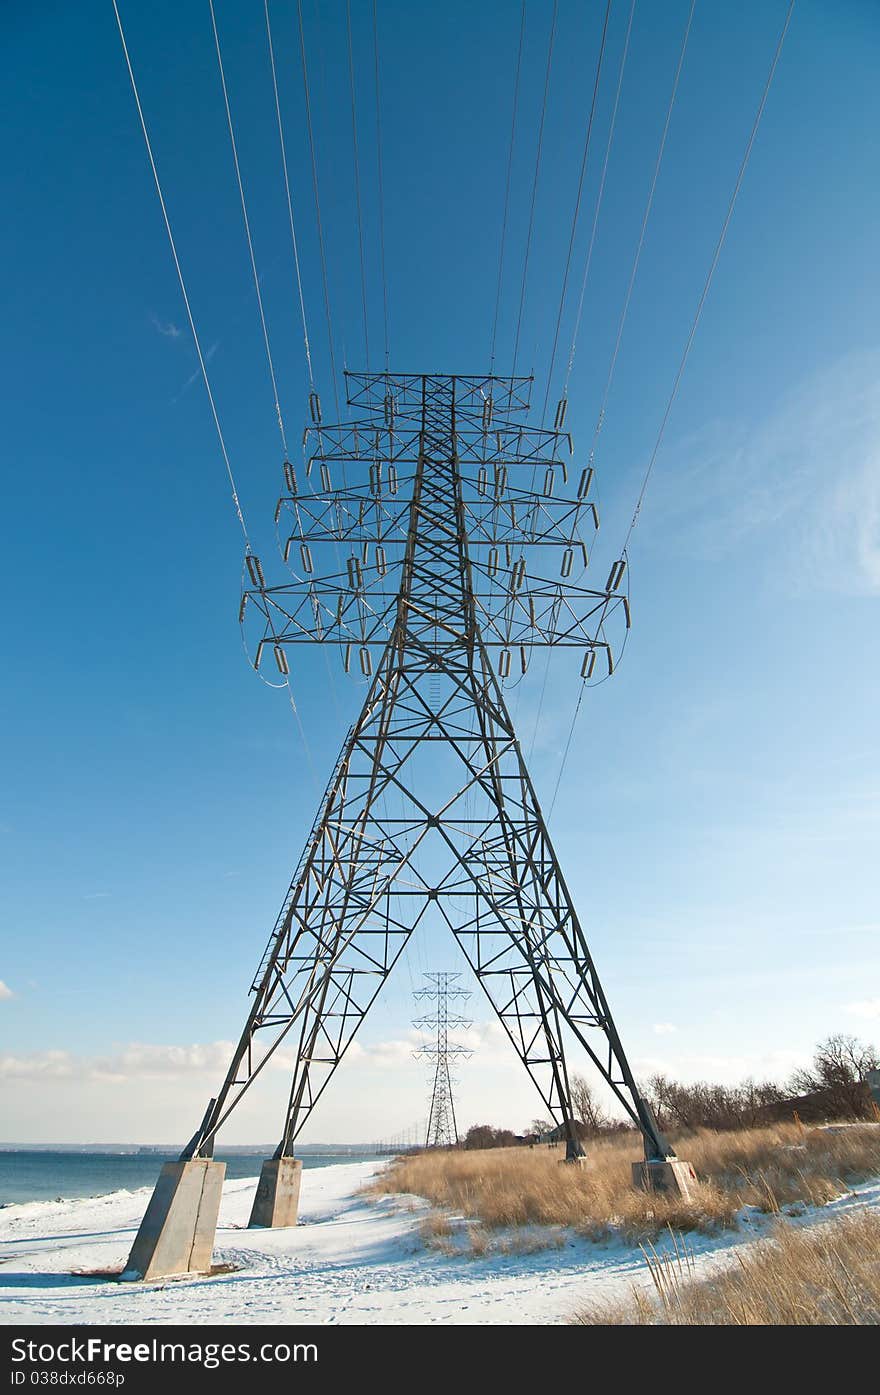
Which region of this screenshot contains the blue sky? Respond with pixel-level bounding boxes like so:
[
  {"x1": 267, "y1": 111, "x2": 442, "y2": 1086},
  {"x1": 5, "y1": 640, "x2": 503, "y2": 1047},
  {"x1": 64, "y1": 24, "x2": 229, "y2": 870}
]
[{"x1": 1, "y1": 0, "x2": 878, "y2": 1145}]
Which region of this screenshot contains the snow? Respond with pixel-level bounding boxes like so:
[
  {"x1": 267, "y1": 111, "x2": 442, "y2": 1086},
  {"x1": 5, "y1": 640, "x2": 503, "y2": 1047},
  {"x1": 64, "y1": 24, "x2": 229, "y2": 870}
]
[{"x1": 2, "y1": 1162, "x2": 879, "y2": 1325}]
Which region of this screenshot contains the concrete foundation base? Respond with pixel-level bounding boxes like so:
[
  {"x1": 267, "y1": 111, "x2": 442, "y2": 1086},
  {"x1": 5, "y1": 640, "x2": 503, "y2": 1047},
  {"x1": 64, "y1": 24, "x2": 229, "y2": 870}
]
[
  {"x1": 558, "y1": 1156, "x2": 589, "y2": 1167},
  {"x1": 248, "y1": 1156, "x2": 303, "y2": 1228},
  {"x1": 124, "y1": 1159, "x2": 225, "y2": 1281},
  {"x1": 632, "y1": 1157, "x2": 696, "y2": 1201}
]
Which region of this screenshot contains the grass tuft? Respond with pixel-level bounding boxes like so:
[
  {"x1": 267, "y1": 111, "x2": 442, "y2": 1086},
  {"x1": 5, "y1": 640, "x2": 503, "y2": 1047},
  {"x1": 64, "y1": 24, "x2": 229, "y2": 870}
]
[{"x1": 573, "y1": 1209, "x2": 880, "y2": 1324}]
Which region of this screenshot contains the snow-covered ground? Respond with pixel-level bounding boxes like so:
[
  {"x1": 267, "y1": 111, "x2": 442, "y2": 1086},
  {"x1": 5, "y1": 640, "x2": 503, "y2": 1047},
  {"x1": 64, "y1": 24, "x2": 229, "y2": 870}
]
[{"x1": 2, "y1": 1161, "x2": 879, "y2": 1325}]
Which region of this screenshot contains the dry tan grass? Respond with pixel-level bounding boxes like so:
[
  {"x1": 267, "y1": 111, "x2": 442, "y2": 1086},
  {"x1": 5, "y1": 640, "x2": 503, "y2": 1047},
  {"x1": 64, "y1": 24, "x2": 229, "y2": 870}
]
[
  {"x1": 575, "y1": 1209, "x2": 880, "y2": 1324},
  {"x1": 369, "y1": 1122, "x2": 880, "y2": 1242}
]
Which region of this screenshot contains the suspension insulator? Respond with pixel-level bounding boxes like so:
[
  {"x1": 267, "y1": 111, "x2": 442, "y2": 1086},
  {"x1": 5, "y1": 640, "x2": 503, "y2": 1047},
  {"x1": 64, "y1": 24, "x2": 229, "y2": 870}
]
[
  {"x1": 238, "y1": 594, "x2": 248, "y2": 624},
  {"x1": 246, "y1": 554, "x2": 265, "y2": 589},
  {"x1": 487, "y1": 548, "x2": 499, "y2": 577},
  {"x1": 343, "y1": 643, "x2": 352, "y2": 673},
  {"x1": 254, "y1": 639, "x2": 265, "y2": 672},
  {"x1": 528, "y1": 595, "x2": 536, "y2": 626},
  {"x1": 622, "y1": 596, "x2": 632, "y2": 629},
  {"x1": 482, "y1": 395, "x2": 494, "y2": 431},
  {"x1": 577, "y1": 466, "x2": 593, "y2": 499},
  {"x1": 498, "y1": 649, "x2": 511, "y2": 678},
  {"x1": 511, "y1": 558, "x2": 526, "y2": 592},
  {"x1": 284, "y1": 460, "x2": 297, "y2": 494},
  {"x1": 606, "y1": 558, "x2": 627, "y2": 591},
  {"x1": 274, "y1": 645, "x2": 289, "y2": 676},
  {"x1": 588, "y1": 502, "x2": 600, "y2": 530},
  {"x1": 283, "y1": 536, "x2": 293, "y2": 563},
  {"x1": 308, "y1": 391, "x2": 322, "y2": 424},
  {"x1": 273, "y1": 500, "x2": 282, "y2": 525},
  {"x1": 388, "y1": 465, "x2": 398, "y2": 495},
  {"x1": 360, "y1": 646, "x2": 373, "y2": 676},
  {"x1": 384, "y1": 394, "x2": 395, "y2": 427},
  {"x1": 520, "y1": 646, "x2": 529, "y2": 675},
  {"x1": 320, "y1": 463, "x2": 331, "y2": 492},
  {"x1": 604, "y1": 644, "x2": 614, "y2": 675},
  {"x1": 477, "y1": 467, "x2": 487, "y2": 496},
  {"x1": 494, "y1": 465, "x2": 508, "y2": 495},
  {"x1": 544, "y1": 468, "x2": 555, "y2": 496},
  {"x1": 580, "y1": 541, "x2": 590, "y2": 568},
  {"x1": 370, "y1": 461, "x2": 381, "y2": 493},
  {"x1": 347, "y1": 556, "x2": 363, "y2": 589},
  {"x1": 561, "y1": 549, "x2": 574, "y2": 578},
  {"x1": 376, "y1": 546, "x2": 387, "y2": 577},
  {"x1": 580, "y1": 650, "x2": 596, "y2": 680},
  {"x1": 300, "y1": 544, "x2": 313, "y2": 574},
  {"x1": 554, "y1": 397, "x2": 568, "y2": 431}
]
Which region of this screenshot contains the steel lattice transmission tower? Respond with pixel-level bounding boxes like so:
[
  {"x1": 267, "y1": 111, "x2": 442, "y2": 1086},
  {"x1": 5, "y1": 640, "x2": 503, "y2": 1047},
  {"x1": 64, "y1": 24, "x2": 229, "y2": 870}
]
[
  {"x1": 413, "y1": 973, "x2": 472, "y2": 1148},
  {"x1": 127, "y1": 371, "x2": 682, "y2": 1279}
]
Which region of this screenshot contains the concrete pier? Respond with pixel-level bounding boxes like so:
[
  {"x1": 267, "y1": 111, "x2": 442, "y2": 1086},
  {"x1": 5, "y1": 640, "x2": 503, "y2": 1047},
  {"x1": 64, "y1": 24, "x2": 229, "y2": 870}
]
[
  {"x1": 124, "y1": 1158, "x2": 225, "y2": 1281},
  {"x1": 248, "y1": 1156, "x2": 303, "y2": 1228},
  {"x1": 632, "y1": 1157, "x2": 696, "y2": 1200}
]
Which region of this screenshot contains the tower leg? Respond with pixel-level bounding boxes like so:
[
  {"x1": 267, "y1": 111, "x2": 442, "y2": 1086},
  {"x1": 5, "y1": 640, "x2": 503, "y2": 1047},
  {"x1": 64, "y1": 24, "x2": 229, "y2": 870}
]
[
  {"x1": 248, "y1": 1155, "x2": 303, "y2": 1227},
  {"x1": 124, "y1": 1158, "x2": 225, "y2": 1280}
]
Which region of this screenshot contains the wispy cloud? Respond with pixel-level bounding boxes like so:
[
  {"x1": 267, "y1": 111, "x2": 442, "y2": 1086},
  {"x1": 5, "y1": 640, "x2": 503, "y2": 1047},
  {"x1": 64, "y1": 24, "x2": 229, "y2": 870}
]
[
  {"x1": 0, "y1": 980, "x2": 13, "y2": 1001},
  {"x1": 644, "y1": 349, "x2": 880, "y2": 595},
  {"x1": 173, "y1": 341, "x2": 219, "y2": 403},
  {"x1": 652, "y1": 1022, "x2": 677, "y2": 1036},
  {"x1": 845, "y1": 998, "x2": 880, "y2": 1022},
  {"x1": 150, "y1": 314, "x2": 182, "y2": 339}
]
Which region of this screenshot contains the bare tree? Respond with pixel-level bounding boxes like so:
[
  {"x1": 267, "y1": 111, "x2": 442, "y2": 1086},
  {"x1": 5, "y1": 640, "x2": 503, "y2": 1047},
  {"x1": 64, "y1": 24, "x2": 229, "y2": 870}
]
[
  {"x1": 790, "y1": 1034, "x2": 879, "y2": 1119},
  {"x1": 570, "y1": 1074, "x2": 608, "y2": 1134}
]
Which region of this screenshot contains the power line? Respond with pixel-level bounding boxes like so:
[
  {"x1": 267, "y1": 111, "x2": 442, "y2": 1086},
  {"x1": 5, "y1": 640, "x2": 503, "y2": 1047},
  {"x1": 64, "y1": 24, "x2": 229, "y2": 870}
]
[
  {"x1": 296, "y1": 0, "x2": 342, "y2": 422},
  {"x1": 265, "y1": 0, "x2": 315, "y2": 392},
  {"x1": 209, "y1": 0, "x2": 288, "y2": 457},
  {"x1": 540, "y1": 0, "x2": 613, "y2": 425},
  {"x1": 488, "y1": 0, "x2": 526, "y2": 377},
  {"x1": 511, "y1": 0, "x2": 558, "y2": 381},
  {"x1": 549, "y1": 0, "x2": 795, "y2": 813},
  {"x1": 586, "y1": 0, "x2": 696, "y2": 469},
  {"x1": 111, "y1": 0, "x2": 249, "y2": 548},
  {"x1": 372, "y1": 0, "x2": 390, "y2": 372},
  {"x1": 621, "y1": 0, "x2": 796, "y2": 553},
  {"x1": 346, "y1": 0, "x2": 371, "y2": 373},
  {"x1": 562, "y1": 0, "x2": 636, "y2": 400}
]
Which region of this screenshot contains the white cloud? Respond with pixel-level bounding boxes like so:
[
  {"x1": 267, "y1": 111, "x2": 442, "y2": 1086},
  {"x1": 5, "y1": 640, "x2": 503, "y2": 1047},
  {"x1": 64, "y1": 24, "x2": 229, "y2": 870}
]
[
  {"x1": 845, "y1": 998, "x2": 880, "y2": 1022},
  {"x1": 645, "y1": 349, "x2": 880, "y2": 595},
  {"x1": 150, "y1": 314, "x2": 182, "y2": 339},
  {"x1": 0, "y1": 980, "x2": 13, "y2": 1001},
  {"x1": 0, "y1": 1041, "x2": 235, "y2": 1084},
  {"x1": 652, "y1": 1022, "x2": 677, "y2": 1036}
]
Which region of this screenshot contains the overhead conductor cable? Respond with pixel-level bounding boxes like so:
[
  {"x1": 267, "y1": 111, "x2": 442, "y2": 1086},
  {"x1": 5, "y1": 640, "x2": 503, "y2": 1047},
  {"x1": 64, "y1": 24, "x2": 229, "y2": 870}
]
[
  {"x1": 111, "y1": 0, "x2": 249, "y2": 548},
  {"x1": 210, "y1": 0, "x2": 289, "y2": 456}
]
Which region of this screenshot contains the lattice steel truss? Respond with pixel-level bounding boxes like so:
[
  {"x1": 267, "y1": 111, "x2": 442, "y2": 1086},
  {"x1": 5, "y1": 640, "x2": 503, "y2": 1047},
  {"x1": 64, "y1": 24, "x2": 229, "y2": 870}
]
[
  {"x1": 413, "y1": 973, "x2": 472, "y2": 1149},
  {"x1": 184, "y1": 373, "x2": 673, "y2": 1164}
]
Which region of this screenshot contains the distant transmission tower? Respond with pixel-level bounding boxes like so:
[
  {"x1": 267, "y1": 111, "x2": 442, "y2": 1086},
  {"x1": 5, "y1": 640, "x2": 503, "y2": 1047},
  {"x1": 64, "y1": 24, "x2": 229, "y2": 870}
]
[
  {"x1": 128, "y1": 371, "x2": 684, "y2": 1280},
  {"x1": 413, "y1": 972, "x2": 472, "y2": 1148}
]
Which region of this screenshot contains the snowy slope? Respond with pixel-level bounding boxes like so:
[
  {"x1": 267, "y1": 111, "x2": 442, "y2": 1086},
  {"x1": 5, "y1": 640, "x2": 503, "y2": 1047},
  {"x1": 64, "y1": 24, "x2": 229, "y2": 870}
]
[{"x1": 2, "y1": 1161, "x2": 879, "y2": 1325}]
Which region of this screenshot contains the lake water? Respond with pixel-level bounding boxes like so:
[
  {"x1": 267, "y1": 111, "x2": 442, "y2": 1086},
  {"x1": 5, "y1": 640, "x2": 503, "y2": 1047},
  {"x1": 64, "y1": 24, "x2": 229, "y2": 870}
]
[{"x1": 0, "y1": 1151, "x2": 377, "y2": 1206}]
